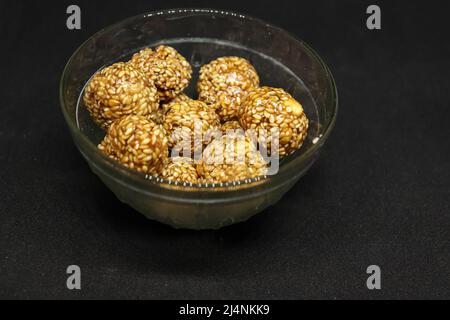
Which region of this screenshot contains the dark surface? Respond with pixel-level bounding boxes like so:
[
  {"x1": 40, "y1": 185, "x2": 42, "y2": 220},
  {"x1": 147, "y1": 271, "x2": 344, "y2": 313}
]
[{"x1": 0, "y1": 0, "x2": 449, "y2": 299}]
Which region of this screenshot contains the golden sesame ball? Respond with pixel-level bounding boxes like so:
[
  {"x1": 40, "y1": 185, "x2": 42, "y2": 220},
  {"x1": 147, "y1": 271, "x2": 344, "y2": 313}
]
[
  {"x1": 198, "y1": 57, "x2": 260, "y2": 122},
  {"x1": 221, "y1": 120, "x2": 244, "y2": 134},
  {"x1": 161, "y1": 93, "x2": 192, "y2": 114},
  {"x1": 163, "y1": 100, "x2": 220, "y2": 154},
  {"x1": 83, "y1": 62, "x2": 159, "y2": 130},
  {"x1": 240, "y1": 87, "x2": 309, "y2": 158},
  {"x1": 197, "y1": 133, "x2": 268, "y2": 183},
  {"x1": 130, "y1": 46, "x2": 192, "y2": 101},
  {"x1": 98, "y1": 115, "x2": 168, "y2": 174},
  {"x1": 148, "y1": 93, "x2": 193, "y2": 125},
  {"x1": 160, "y1": 157, "x2": 199, "y2": 184}
]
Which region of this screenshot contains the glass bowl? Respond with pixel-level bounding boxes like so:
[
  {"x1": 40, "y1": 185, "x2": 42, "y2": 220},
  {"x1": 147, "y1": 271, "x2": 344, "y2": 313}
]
[{"x1": 60, "y1": 9, "x2": 338, "y2": 230}]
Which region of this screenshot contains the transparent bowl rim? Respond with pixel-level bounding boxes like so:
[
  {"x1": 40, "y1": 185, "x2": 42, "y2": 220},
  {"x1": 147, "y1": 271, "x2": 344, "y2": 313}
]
[{"x1": 59, "y1": 8, "x2": 338, "y2": 192}]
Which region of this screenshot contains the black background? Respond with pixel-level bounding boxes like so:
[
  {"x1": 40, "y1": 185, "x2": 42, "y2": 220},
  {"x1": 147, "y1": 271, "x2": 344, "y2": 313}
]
[{"x1": 0, "y1": 0, "x2": 449, "y2": 299}]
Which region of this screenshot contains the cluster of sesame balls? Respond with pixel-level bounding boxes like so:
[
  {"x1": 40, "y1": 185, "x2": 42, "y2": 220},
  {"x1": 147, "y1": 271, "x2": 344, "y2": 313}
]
[{"x1": 83, "y1": 45, "x2": 309, "y2": 185}]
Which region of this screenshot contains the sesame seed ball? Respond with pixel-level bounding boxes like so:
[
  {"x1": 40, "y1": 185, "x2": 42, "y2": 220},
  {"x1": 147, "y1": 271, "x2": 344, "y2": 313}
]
[
  {"x1": 83, "y1": 62, "x2": 159, "y2": 130},
  {"x1": 160, "y1": 157, "x2": 199, "y2": 184},
  {"x1": 163, "y1": 99, "x2": 221, "y2": 154},
  {"x1": 98, "y1": 115, "x2": 168, "y2": 174},
  {"x1": 197, "y1": 133, "x2": 268, "y2": 183},
  {"x1": 161, "y1": 93, "x2": 192, "y2": 114},
  {"x1": 198, "y1": 57, "x2": 260, "y2": 122},
  {"x1": 148, "y1": 93, "x2": 193, "y2": 125},
  {"x1": 221, "y1": 120, "x2": 244, "y2": 134},
  {"x1": 130, "y1": 46, "x2": 192, "y2": 101},
  {"x1": 240, "y1": 87, "x2": 309, "y2": 158}
]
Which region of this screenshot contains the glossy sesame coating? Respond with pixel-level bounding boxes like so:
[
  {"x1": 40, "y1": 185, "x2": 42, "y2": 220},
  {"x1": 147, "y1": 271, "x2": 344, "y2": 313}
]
[
  {"x1": 161, "y1": 93, "x2": 192, "y2": 115},
  {"x1": 130, "y1": 46, "x2": 192, "y2": 101},
  {"x1": 198, "y1": 57, "x2": 260, "y2": 122},
  {"x1": 197, "y1": 133, "x2": 268, "y2": 183},
  {"x1": 98, "y1": 115, "x2": 168, "y2": 174},
  {"x1": 221, "y1": 120, "x2": 244, "y2": 135},
  {"x1": 148, "y1": 93, "x2": 193, "y2": 125},
  {"x1": 160, "y1": 157, "x2": 199, "y2": 184},
  {"x1": 147, "y1": 107, "x2": 165, "y2": 125},
  {"x1": 83, "y1": 62, "x2": 159, "y2": 129},
  {"x1": 240, "y1": 87, "x2": 309, "y2": 157},
  {"x1": 163, "y1": 99, "x2": 221, "y2": 154}
]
